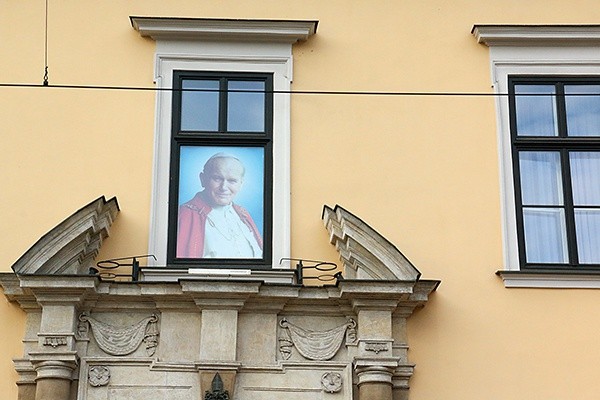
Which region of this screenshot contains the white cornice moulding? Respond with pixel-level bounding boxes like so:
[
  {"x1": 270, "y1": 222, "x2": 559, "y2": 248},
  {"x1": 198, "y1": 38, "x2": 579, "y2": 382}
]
[
  {"x1": 130, "y1": 17, "x2": 318, "y2": 43},
  {"x1": 472, "y1": 25, "x2": 600, "y2": 47}
]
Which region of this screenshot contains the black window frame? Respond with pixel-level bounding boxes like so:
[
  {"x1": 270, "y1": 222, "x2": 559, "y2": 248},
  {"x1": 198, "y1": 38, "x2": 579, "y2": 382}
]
[
  {"x1": 166, "y1": 70, "x2": 274, "y2": 268},
  {"x1": 509, "y1": 75, "x2": 600, "y2": 270}
]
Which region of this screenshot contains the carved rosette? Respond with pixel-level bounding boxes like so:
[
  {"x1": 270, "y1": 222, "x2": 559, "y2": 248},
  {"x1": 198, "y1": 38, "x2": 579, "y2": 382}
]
[
  {"x1": 321, "y1": 372, "x2": 343, "y2": 393},
  {"x1": 79, "y1": 313, "x2": 159, "y2": 356},
  {"x1": 278, "y1": 318, "x2": 357, "y2": 361},
  {"x1": 88, "y1": 366, "x2": 110, "y2": 387}
]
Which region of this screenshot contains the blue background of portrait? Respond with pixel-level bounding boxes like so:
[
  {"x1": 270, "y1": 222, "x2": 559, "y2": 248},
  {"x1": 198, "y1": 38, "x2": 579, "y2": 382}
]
[{"x1": 178, "y1": 145, "x2": 265, "y2": 236}]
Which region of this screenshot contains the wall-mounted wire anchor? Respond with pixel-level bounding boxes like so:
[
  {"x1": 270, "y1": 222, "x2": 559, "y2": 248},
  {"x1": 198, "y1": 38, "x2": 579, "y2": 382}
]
[
  {"x1": 43, "y1": 66, "x2": 49, "y2": 86},
  {"x1": 279, "y1": 258, "x2": 340, "y2": 285},
  {"x1": 95, "y1": 254, "x2": 156, "y2": 282}
]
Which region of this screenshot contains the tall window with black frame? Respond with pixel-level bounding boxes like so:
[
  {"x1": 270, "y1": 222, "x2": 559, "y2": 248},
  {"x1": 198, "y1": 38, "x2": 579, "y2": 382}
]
[
  {"x1": 509, "y1": 77, "x2": 600, "y2": 270},
  {"x1": 167, "y1": 71, "x2": 274, "y2": 267}
]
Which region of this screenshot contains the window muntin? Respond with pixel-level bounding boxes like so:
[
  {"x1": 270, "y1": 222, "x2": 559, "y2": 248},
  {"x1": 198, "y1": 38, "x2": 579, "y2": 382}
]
[
  {"x1": 167, "y1": 71, "x2": 273, "y2": 267},
  {"x1": 510, "y1": 78, "x2": 600, "y2": 269}
]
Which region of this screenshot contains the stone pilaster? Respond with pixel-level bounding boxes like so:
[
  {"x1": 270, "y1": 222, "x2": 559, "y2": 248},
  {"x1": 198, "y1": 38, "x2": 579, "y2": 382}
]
[
  {"x1": 183, "y1": 280, "x2": 259, "y2": 398},
  {"x1": 351, "y1": 298, "x2": 397, "y2": 400},
  {"x1": 19, "y1": 276, "x2": 98, "y2": 400}
]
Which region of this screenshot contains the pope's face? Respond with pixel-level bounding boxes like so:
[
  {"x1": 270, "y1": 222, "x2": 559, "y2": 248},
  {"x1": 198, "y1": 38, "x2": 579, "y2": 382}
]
[{"x1": 200, "y1": 157, "x2": 245, "y2": 207}]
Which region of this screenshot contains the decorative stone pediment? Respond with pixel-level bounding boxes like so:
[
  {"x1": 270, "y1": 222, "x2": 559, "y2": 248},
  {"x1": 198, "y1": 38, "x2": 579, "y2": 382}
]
[
  {"x1": 323, "y1": 205, "x2": 421, "y2": 281},
  {"x1": 11, "y1": 196, "x2": 119, "y2": 275},
  {"x1": 1, "y1": 199, "x2": 439, "y2": 400}
]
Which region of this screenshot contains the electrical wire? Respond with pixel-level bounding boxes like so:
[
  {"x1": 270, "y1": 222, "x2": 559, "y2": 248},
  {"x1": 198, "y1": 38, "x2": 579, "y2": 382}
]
[
  {"x1": 25, "y1": 2, "x2": 600, "y2": 97},
  {"x1": 2, "y1": 82, "x2": 598, "y2": 96},
  {"x1": 0, "y1": 82, "x2": 569, "y2": 97}
]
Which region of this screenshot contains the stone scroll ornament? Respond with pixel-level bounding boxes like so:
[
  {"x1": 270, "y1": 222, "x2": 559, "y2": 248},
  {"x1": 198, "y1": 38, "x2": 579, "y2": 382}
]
[
  {"x1": 79, "y1": 313, "x2": 159, "y2": 356},
  {"x1": 279, "y1": 318, "x2": 357, "y2": 361}
]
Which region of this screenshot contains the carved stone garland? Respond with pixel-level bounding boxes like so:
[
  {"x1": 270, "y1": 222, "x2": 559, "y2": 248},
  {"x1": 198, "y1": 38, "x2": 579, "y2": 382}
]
[
  {"x1": 279, "y1": 318, "x2": 357, "y2": 361},
  {"x1": 79, "y1": 313, "x2": 159, "y2": 356}
]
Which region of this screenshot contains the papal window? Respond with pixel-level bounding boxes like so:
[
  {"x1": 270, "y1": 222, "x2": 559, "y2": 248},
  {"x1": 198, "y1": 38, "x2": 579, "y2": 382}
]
[
  {"x1": 131, "y1": 17, "x2": 317, "y2": 269},
  {"x1": 167, "y1": 71, "x2": 274, "y2": 266}
]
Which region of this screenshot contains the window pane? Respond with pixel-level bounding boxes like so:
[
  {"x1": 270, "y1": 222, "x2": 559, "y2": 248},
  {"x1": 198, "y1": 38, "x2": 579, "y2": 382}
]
[
  {"x1": 181, "y1": 80, "x2": 220, "y2": 131},
  {"x1": 519, "y1": 151, "x2": 563, "y2": 205},
  {"x1": 575, "y1": 209, "x2": 600, "y2": 264},
  {"x1": 514, "y1": 85, "x2": 558, "y2": 137},
  {"x1": 227, "y1": 80, "x2": 265, "y2": 132},
  {"x1": 523, "y1": 208, "x2": 568, "y2": 264},
  {"x1": 570, "y1": 152, "x2": 600, "y2": 206},
  {"x1": 565, "y1": 85, "x2": 600, "y2": 136}
]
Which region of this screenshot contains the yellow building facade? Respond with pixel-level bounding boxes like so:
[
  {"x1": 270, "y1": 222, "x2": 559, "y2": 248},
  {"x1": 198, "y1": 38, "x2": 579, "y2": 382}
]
[{"x1": 2, "y1": 1, "x2": 600, "y2": 399}]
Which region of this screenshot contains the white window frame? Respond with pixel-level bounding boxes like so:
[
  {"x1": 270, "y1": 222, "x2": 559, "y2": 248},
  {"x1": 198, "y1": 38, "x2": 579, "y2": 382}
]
[
  {"x1": 131, "y1": 17, "x2": 317, "y2": 268},
  {"x1": 473, "y1": 25, "x2": 600, "y2": 288}
]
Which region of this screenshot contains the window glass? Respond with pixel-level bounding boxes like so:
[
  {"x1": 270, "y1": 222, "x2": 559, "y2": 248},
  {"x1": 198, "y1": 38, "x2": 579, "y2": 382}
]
[
  {"x1": 523, "y1": 208, "x2": 568, "y2": 264},
  {"x1": 575, "y1": 209, "x2": 600, "y2": 264},
  {"x1": 519, "y1": 151, "x2": 563, "y2": 206},
  {"x1": 565, "y1": 85, "x2": 600, "y2": 136},
  {"x1": 515, "y1": 85, "x2": 558, "y2": 136},
  {"x1": 227, "y1": 80, "x2": 265, "y2": 132},
  {"x1": 181, "y1": 80, "x2": 220, "y2": 131},
  {"x1": 570, "y1": 152, "x2": 600, "y2": 206}
]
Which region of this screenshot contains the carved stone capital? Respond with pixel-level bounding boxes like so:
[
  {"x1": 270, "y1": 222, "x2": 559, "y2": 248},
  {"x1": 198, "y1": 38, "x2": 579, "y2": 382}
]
[
  {"x1": 31, "y1": 359, "x2": 77, "y2": 381},
  {"x1": 354, "y1": 357, "x2": 400, "y2": 386}
]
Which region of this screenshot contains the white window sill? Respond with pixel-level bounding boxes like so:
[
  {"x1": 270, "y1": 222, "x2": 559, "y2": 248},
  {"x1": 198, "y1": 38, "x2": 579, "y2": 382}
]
[{"x1": 497, "y1": 270, "x2": 600, "y2": 288}]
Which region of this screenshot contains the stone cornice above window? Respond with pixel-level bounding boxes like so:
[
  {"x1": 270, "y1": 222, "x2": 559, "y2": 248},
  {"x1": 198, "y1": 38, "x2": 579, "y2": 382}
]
[
  {"x1": 130, "y1": 16, "x2": 318, "y2": 43},
  {"x1": 472, "y1": 24, "x2": 600, "y2": 47}
]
